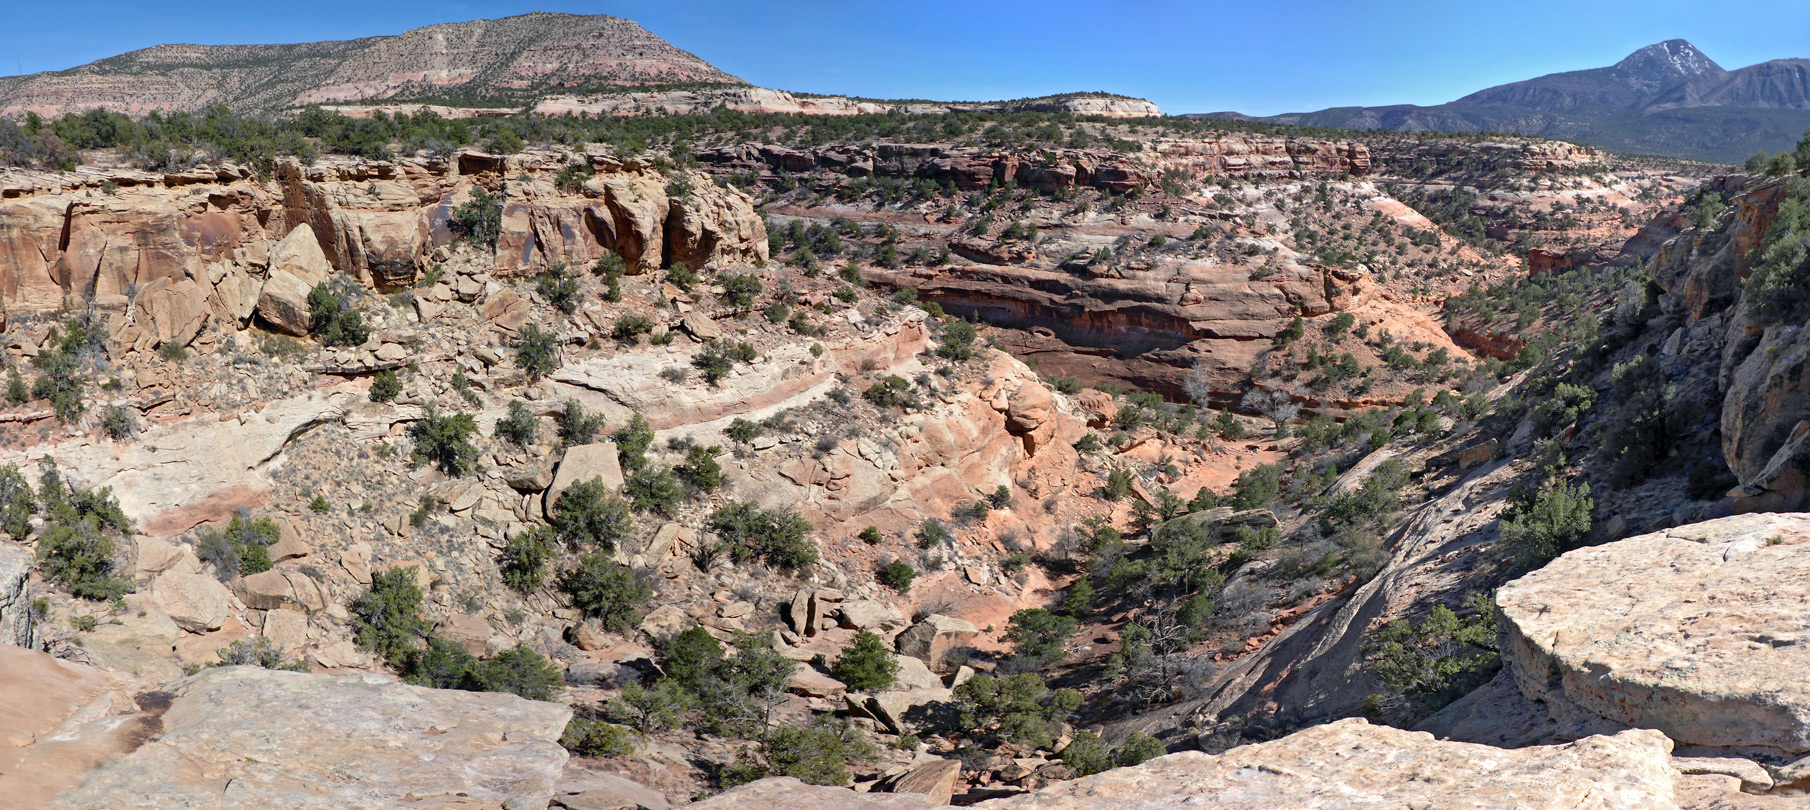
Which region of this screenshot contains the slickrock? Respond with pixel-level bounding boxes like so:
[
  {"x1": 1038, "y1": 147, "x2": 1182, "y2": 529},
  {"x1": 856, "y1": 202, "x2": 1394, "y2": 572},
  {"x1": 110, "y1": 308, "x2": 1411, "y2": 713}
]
[
  {"x1": 689, "y1": 777, "x2": 934, "y2": 809},
  {"x1": 1498, "y1": 513, "x2": 1810, "y2": 755},
  {"x1": 974, "y1": 718, "x2": 1675, "y2": 810},
  {"x1": 46, "y1": 665, "x2": 571, "y2": 810}
]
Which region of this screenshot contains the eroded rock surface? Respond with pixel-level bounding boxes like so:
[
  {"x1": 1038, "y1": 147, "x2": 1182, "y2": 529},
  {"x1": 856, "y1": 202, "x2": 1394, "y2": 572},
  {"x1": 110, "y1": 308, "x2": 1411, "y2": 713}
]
[
  {"x1": 46, "y1": 665, "x2": 571, "y2": 810},
  {"x1": 1499, "y1": 513, "x2": 1810, "y2": 755}
]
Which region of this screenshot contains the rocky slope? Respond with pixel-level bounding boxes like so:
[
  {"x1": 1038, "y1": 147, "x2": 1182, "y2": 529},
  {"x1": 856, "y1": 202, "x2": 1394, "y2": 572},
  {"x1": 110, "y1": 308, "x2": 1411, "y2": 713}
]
[{"x1": 0, "y1": 12, "x2": 742, "y2": 118}]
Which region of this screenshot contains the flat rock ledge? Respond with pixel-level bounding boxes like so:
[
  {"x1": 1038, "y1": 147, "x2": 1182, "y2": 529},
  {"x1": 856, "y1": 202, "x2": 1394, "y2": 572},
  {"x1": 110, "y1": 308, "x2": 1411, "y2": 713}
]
[
  {"x1": 1499, "y1": 513, "x2": 1810, "y2": 756},
  {"x1": 45, "y1": 663, "x2": 571, "y2": 810},
  {"x1": 700, "y1": 719, "x2": 1675, "y2": 810}
]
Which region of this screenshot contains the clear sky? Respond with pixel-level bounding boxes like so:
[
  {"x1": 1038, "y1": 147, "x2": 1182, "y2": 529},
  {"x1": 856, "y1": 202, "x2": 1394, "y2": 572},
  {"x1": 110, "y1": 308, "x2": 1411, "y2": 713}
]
[{"x1": 4, "y1": 1, "x2": 1807, "y2": 115}]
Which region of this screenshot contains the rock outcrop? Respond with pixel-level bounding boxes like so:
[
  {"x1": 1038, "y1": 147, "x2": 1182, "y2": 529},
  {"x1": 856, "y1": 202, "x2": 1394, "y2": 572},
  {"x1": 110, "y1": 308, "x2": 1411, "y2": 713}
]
[
  {"x1": 1499, "y1": 513, "x2": 1810, "y2": 756},
  {"x1": 38, "y1": 661, "x2": 571, "y2": 810},
  {"x1": 700, "y1": 719, "x2": 1675, "y2": 809},
  {"x1": 0, "y1": 149, "x2": 767, "y2": 316},
  {"x1": 0, "y1": 542, "x2": 32, "y2": 648}
]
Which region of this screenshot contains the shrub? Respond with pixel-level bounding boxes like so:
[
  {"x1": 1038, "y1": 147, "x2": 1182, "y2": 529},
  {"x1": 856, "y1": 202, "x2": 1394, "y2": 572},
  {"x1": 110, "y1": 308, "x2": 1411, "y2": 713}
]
[
  {"x1": 557, "y1": 399, "x2": 608, "y2": 446},
  {"x1": 625, "y1": 467, "x2": 684, "y2": 517},
  {"x1": 214, "y1": 636, "x2": 307, "y2": 671},
  {"x1": 351, "y1": 567, "x2": 431, "y2": 665},
  {"x1": 953, "y1": 673, "x2": 1082, "y2": 750},
  {"x1": 666, "y1": 262, "x2": 699, "y2": 291},
  {"x1": 6, "y1": 367, "x2": 27, "y2": 404},
  {"x1": 410, "y1": 409, "x2": 479, "y2": 476},
  {"x1": 863, "y1": 375, "x2": 920, "y2": 410},
  {"x1": 675, "y1": 445, "x2": 724, "y2": 493},
  {"x1": 1061, "y1": 732, "x2": 1112, "y2": 777},
  {"x1": 516, "y1": 324, "x2": 559, "y2": 380},
  {"x1": 1114, "y1": 732, "x2": 1166, "y2": 767},
  {"x1": 307, "y1": 284, "x2": 370, "y2": 347},
  {"x1": 1498, "y1": 480, "x2": 1592, "y2": 565},
  {"x1": 708, "y1": 501, "x2": 818, "y2": 570},
  {"x1": 611, "y1": 413, "x2": 655, "y2": 470},
  {"x1": 537, "y1": 265, "x2": 579, "y2": 313},
  {"x1": 726, "y1": 417, "x2": 763, "y2": 445},
  {"x1": 449, "y1": 187, "x2": 502, "y2": 248},
  {"x1": 552, "y1": 478, "x2": 635, "y2": 550},
  {"x1": 692, "y1": 341, "x2": 735, "y2": 386},
  {"x1": 613, "y1": 315, "x2": 653, "y2": 345},
  {"x1": 914, "y1": 519, "x2": 951, "y2": 548},
  {"x1": 857, "y1": 526, "x2": 883, "y2": 545},
  {"x1": 1366, "y1": 592, "x2": 1498, "y2": 719},
  {"x1": 561, "y1": 551, "x2": 651, "y2": 631},
  {"x1": 496, "y1": 400, "x2": 538, "y2": 447},
  {"x1": 614, "y1": 680, "x2": 695, "y2": 732},
  {"x1": 720, "y1": 273, "x2": 763, "y2": 308},
  {"x1": 195, "y1": 514, "x2": 280, "y2": 581},
  {"x1": 723, "y1": 719, "x2": 875, "y2": 788},
  {"x1": 368, "y1": 369, "x2": 402, "y2": 403},
  {"x1": 1101, "y1": 468, "x2": 1134, "y2": 501},
  {"x1": 832, "y1": 630, "x2": 899, "y2": 691},
  {"x1": 561, "y1": 716, "x2": 637, "y2": 757},
  {"x1": 1005, "y1": 608, "x2": 1076, "y2": 664},
  {"x1": 309, "y1": 494, "x2": 331, "y2": 513},
  {"x1": 0, "y1": 464, "x2": 32, "y2": 538},
  {"x1": 1074, "y1": 433, "x2": 1102, "y2": 453},
  {"x1": 939, "y1": 318, "x2": 977, "y2": 361},
  {"x1": 406, "y1": 639, "x2": 563, "y2": 701},
  {"x1": 1531, "y1": 382, "x2": 1594, "y2": 435},
  {"x1": 499, "y1": 527, "x2": 556, "y2": 592},
  {"x1": 32, "y1": 346, "x2": 85, "y2": 422},
  {"x1": 98, "y1": 405, "x2": 135, "y2": 440},
  {"x1": 37, "y1": 509, "x2": 130, "y2": 601},
  {"x1": 876, "y1": 559, "x2": 916, "y2": 593}
]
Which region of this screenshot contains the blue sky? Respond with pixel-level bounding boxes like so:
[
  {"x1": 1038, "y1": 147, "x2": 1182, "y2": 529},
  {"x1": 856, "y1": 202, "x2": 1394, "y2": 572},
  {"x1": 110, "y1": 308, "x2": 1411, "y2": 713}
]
[{"x1": 4, "y1": 1, "x2": 1807, "y2": 115}]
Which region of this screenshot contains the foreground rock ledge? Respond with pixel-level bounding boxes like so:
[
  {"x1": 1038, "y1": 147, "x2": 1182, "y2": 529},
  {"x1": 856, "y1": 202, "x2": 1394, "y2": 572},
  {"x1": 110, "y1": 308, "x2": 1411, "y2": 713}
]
[
  {"x1": 1499, "y1": 513, "x2": 1810, "y2": 755},
  {"x1": 44, "y1": 663, "x2": 571, "y2": 810},
  {"x1": 698, "y1": 719, "x2": 1675, "y2": 810}
]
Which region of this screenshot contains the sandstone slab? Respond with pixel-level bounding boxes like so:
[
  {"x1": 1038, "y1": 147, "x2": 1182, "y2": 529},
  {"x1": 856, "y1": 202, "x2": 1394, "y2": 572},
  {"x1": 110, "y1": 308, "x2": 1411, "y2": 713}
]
[
  {"x1": 47, "y1": 666, "x2": 571, "y2": 810},
  {"x1": 973, "y1": 718, "x2": 1675, "y2": 810},
  {"x1": 1498, "y1": 513, "x2": 1810, "y2": 755}
]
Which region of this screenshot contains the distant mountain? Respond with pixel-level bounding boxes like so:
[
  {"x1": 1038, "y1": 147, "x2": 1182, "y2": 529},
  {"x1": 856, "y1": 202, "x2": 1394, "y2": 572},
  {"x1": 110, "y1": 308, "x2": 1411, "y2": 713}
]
[
  {"x1": 0, "y1": 12, "x2": 744, "y2": 117},
  {"x1": 1204, "y1": 40, "x2": 1810, "y2": 162}
]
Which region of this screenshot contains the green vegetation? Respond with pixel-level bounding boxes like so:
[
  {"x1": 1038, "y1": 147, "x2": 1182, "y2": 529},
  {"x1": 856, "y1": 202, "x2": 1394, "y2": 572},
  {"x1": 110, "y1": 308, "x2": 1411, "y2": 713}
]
[
  {"x1": 306, "y1": 283, "x2": 370, "y2": 347},
  {"x1": 557, "y1": 399, "x2": 609, "y2": 446},
  {"x1": 561, "y1": 715, "x2": 637, "y2": 757},
  {"x1": 1499, "y1": 479, "x2": 1593, "y2": 565},
  {"x1": 368, "y1": 369, "x2": 402, "y2": 403},
  {"x1": 409, "y1": 409, "x2": 479, "y2": 476},
  {"x1": 708, "y1": 502, "x2": 818, "y2": 570},
  {"x1": 875, "y1": 558, "x2": 916, "y2": 592},
  {"x1": 350, "y1": 567, "x2": 433, "y2": 665},
  {"x1": 1004, "y1": 608, "x2": 1077, "y2": 664},
  {"x1": 516, "y1": 324, "x2": 559, "y2": 380},
  {"x1": 953, "y1": 673, "x2": 1082, "y2": 750},
  {"x1": 561, "y1": 550, "x2": 651, "y2": 631},
  {"x1": 831, "y1": 631, "x2": 899, "y2": 691},
  {"x1": 449, "y1": 188, "x2": 502, "y2": 248},
  {"x1": 496, "y1": 400, "x2": 538, "y2": 447},
  {"x1": 195, "y1": 514, "x2": 281, "y2": 581},
  {"x1": 1365, "y1": 592, "x2": 1499, "y2": 720},
  {"x1": 552, "y1": 478, "x2": 635, "y2": 550}
]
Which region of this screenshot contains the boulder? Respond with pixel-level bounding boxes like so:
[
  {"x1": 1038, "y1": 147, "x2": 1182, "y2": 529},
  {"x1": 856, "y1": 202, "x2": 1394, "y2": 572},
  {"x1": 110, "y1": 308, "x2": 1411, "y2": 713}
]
[
  {"x1": 640, "y1": 605, "x2": 689, "y2": 638},
  {"x1": 681, "y1": 311, "x2": 722, "y2": 341},
  {"x1": 268, "y1": 224, "x2": 334, "y2": 286},
  {"x1": 545, "y1": 442, "x2": 624, "y2": 520},
  {"x1": 894, "y1": 614, "x2": 978, "y2": 670},
  {"x1": 888, "y1": 759, "x2": 960, "y2": 806},
  {"x1": 892, "y1": 654, "x2": 944, "y2": 692},
  {"x1": 0, "y1": 542, "x2": 33, "y2": 648},
  {"x1": 787, "y1": 667, "x2": 847, "y2": 700},
  {"x1": 550, "y1": 769, "x2": 672, "y2": 810},
  {"x1": 256, "y1": 270, "x2": 316, "y2": 336},
  {"x1": 970, "y1": 719, "x2": 1674, "y2": 810},
  {"x1": 1499, "y1": 513, "x2": 1810, "y2": 754},
  {"x1": 837, "y1": 599, "x2": 903, "y2": 632},
  {"x1": 44, "y1": 666, "x2": 571, "y2": 810},
  {"x1": 438, "y1": 613, "x2": 494, "y2": 657},
  {"x1": 689, "y1": 777, "x2": 931, "y2": 809},
  {"x1": 261, "y1": 608, "x2": 310, "y2": 656},
  {"x1": 151, "y1": 569, "x2": 234, "y2": 633}
]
